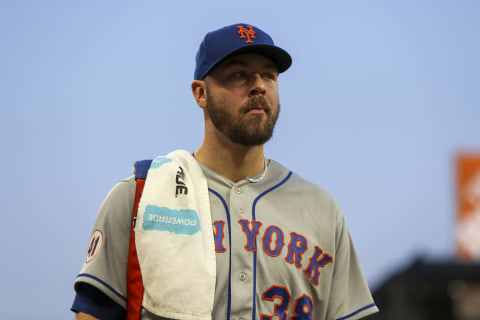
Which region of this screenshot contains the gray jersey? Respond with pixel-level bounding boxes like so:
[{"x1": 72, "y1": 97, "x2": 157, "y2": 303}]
[{"x1": 74, "y1": 160, "x2": 378, "y2": 320}]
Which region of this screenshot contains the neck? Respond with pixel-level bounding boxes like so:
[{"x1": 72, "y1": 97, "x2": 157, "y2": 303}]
[{"x1": 194, "y1": 133, "x2": 266, "y2": 183}]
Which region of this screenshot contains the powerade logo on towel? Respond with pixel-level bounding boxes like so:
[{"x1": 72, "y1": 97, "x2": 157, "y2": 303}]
[
  {"x1": 143, "y1": 205, "x2": 201, "y2": 235},
  {"x1": 151, "y1": 157, "x2": 172, "y2": 169}
]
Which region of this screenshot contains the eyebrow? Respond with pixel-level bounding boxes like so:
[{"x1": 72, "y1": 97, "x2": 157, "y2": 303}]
[
  {"x1": 221, "y1": 58, "x2": 248, "y2": 68},
  {"x1": 220, "y1": 58, "x2": 278, "y2": 71}
]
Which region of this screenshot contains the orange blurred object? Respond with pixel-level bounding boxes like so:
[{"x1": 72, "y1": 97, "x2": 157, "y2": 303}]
[{"x1": 456, "y1": 153, "x2": 480, "y2": 260}]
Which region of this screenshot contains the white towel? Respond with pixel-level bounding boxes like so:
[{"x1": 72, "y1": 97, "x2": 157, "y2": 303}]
[{"x1": 134, "y1": 150, "x2": 216, "y2": 320}]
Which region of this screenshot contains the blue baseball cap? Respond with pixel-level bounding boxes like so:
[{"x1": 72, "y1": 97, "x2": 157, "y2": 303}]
[{"x1": 194, "y1": 23, "x2": 292, "y2": 80}]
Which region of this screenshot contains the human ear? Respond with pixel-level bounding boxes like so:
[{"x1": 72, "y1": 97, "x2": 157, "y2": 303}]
[{"x1": 191, "y1": 80, "x2": 207, "y2": 109}]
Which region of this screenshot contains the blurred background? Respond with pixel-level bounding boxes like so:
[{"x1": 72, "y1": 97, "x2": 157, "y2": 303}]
[{"x1": 1, "y1": 1, "x2": 479, "y2": 319}]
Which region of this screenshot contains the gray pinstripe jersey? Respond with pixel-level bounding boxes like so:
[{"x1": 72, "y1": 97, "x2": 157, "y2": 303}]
[{"x1": 74, "y1": 159, "x2": 378, "y2": 320}]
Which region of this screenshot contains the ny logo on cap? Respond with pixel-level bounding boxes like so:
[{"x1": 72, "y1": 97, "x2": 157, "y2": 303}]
[{"x1": 236, "y1": 25, "x2": 256, "y2": 43}]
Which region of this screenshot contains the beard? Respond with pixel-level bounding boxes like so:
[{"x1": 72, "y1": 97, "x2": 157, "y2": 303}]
[{"x1": 205, "y1": 87, "x2": 280, "y2": 147}]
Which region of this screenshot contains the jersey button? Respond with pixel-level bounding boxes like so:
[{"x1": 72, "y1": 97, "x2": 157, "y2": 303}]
[
  {"x1": 235, "y1": 187, "x2": 242, "y2": 194},
  {"x1": 239, "y1": 207, "x2": 245, "y2": 214},
  {"x1": 238, "y1": 272, "x2": 247, "y2": 281}
]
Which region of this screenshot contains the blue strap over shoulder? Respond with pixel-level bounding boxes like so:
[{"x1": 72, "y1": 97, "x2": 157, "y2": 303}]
[{"x1": 134, "y1": 160, "x2": 153, "y2": 180}]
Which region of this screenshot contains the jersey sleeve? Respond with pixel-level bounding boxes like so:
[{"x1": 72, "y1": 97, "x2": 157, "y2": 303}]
[
  {"x1": 73, "y1": 176, "x2": 136, "y2": 309},
  {"x1": 326, "y1": 200, "x2": 378, "y2": 320},
  {"x1": 71, "y1": 283, "x2": 126, "y2": 319}
]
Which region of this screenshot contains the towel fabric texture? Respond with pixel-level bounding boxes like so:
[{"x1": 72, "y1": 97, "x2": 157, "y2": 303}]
[{"x1": 134, "y1": 150, "x2": 216, "y2": 320}]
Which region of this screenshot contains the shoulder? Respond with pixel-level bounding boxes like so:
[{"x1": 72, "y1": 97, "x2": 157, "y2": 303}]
[
  {"x1": 270, "y1": 160, "x2": 339, "y2": 207},
  {"x1": 107, "y1": 175, "x2": 136, "y2": 197},
  {"x1": 268, "y1": 160, "x2": 345, "y2": 231},
  {"x1": 94, "y1": 175, "x2": 136, "y2": 229},
  {"x1": 99, "y1": 176, "x2": 136, "y2": 208}
]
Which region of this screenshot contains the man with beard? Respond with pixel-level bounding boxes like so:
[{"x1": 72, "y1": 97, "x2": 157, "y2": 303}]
[{"x1": 72, "y1": 23, "x2": 378, "y2": 320}]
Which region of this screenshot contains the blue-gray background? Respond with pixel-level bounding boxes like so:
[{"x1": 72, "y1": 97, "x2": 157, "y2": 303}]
[{"x1": 1, "y1": 1, "x2": 479, "y2": 319}]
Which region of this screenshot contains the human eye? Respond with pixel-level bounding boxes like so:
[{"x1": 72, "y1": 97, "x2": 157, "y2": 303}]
[
  {"x1": 230, "y1": 71, "x2": 247, "y2": 79},
  {"x1": 261, "y1": 71, "x2": 278, "y2": 81},
  {"x1": 225, "y1": 70, "x2": 249, "y2": 86}
]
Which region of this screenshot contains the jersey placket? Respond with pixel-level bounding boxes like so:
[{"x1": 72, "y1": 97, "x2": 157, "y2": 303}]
[{"x1": 229, "y1": 181, "x2": 255, "y2": 320}]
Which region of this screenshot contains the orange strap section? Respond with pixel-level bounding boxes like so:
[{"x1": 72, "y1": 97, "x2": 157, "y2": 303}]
[{"x1": 127, "y1": 178, "x2": 146, "y2": 320}]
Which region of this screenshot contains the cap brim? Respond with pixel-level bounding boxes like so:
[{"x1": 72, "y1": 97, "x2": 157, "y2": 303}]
[{"x1": 205, "y1": 45, "x2": 292, "y2": 78}]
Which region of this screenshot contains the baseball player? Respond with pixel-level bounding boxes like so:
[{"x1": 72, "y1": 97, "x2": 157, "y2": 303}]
[{"x1": 72, "y1": 23, "x2": 378, "y2": 320}]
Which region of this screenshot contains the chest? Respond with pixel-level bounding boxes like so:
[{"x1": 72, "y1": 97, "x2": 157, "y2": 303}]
[{"x1": 207, "y1": 183, "x2": 337, "y2": 320}]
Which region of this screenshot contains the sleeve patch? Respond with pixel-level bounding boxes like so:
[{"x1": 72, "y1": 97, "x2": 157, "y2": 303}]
[{"x1": 85, "y1": 230, "x2": 104, "y2": 264}]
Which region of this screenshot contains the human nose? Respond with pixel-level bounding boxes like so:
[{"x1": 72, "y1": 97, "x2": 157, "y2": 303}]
[{"x1": 248, "y1": 73, "x2": 266, "y2": 97}]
